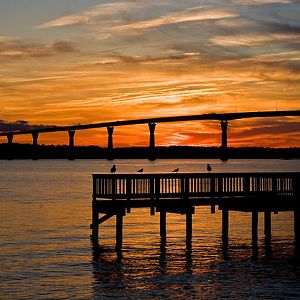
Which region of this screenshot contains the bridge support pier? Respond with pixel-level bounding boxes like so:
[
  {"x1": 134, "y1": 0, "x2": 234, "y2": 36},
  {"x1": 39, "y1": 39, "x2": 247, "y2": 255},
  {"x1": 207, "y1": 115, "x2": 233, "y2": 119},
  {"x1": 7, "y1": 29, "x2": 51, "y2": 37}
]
[
  {"x1": 68, "y1": 130, "x2": 75, "y2": 160},
  {"x1": 107, "y1": 126, "x2": 114, "y2": 160},
  {"x1": 7, "y1": 133, "x2": 13, "y2": 144},
  {"x1": 220, "y1": 120, "x2": 228, "y2": 161},
  {"x1": 148, "y1": 122, "x2": 156, "y2": 160},
  {"x1": 6, "y1": 133, "x2": 14, "y2": 160},
  {"x1": 31, "y1": 132, "x2": 39, "y2": 160}
]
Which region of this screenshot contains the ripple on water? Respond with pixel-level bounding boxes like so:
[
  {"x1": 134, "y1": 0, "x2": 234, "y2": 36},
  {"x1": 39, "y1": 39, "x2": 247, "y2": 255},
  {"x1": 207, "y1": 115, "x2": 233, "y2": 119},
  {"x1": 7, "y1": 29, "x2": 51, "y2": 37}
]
[{"x1": 0, "y1": 159, "x2": 299, "y2": 299}]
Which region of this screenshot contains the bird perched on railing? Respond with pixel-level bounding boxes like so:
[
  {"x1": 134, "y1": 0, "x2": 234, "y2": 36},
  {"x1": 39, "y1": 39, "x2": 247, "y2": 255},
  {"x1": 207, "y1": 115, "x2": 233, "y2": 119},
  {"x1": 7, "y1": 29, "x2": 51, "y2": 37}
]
[
  {"x1": 110, "y1": 165, "x2": 116, "y2": 173},
  {"x1": 207, "y1": 164, "x2": 212, "y2": 172},
  {"x1": 137, "y1": 168, "x2": 143, "y2": 173},
  {"x1": 172, "y1": 168, "x2": 179, "y2": 173}
]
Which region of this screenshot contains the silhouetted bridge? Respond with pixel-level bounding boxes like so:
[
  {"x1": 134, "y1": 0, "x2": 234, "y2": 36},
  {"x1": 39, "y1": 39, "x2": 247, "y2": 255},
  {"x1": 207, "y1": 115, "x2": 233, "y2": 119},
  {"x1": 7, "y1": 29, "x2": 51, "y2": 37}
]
[
  {"x1": 91, "y1": 172, "x2": 300, "y2": 253},
  {"x1": 1, "y1": 110, "x2": 299, "y2": 159}
]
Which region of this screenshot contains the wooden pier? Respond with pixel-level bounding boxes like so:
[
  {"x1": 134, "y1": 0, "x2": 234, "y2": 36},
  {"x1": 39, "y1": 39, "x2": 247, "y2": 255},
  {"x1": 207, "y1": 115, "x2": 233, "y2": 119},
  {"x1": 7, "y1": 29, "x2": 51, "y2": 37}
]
[{"x1": 90, "y1": 172, "x2": 300, "y2": 252}]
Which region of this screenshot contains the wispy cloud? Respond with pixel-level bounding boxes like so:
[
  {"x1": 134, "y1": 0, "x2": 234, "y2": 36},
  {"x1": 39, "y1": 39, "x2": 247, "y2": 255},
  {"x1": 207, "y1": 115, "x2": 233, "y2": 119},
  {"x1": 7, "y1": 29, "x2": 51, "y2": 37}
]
[
  {"x1": 115, "y1": 9, "x2": 238, "y2": 31},
  {"x1": 233, "y1": 0, "x2": 291, "y2": 4},
  {"x1": 210, "y1": 32, "x2": 299, "y2": 46},
  {"x1": 0, "y1": 38, "x2": 78, "y2": 59},
  {"x1": 37, "y1": 2, "x2": 149, "y2": 29},
  {"x1": 37, "y1": 2, "x2": 238, "y2": 39},
  {"x1": 243, "y1": 50, "x2": 300, "y2": 62}
]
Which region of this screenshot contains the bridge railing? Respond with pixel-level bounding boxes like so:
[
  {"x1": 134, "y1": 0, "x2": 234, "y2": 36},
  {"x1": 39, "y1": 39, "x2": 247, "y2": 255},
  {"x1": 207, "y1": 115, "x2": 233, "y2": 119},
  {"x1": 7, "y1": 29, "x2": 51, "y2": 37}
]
[{"x1": 92, "y1": 173, "x2": 299, "y2": 200}]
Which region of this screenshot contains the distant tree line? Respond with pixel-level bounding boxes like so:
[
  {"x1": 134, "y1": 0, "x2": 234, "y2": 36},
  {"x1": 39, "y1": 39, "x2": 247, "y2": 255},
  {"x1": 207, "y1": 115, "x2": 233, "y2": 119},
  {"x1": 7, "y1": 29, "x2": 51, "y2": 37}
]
[{"x1": 0, "y1": 143, "x2": 299, "y2": 159}]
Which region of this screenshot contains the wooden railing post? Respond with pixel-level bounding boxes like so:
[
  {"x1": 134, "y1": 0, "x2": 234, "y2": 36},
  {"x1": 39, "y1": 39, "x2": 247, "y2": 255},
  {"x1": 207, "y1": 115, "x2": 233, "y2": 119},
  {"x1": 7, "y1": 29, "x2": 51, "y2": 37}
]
[
  {"x1": 150, "y1": 177, "x2": 154, "y2": 198},
  {"x1": 210, "y1": 176, "x2": 216, "y2": 213},
  {"x1": 244, "y1": 175, "x2": 250, "y2": 196},
  {"x1": 181, "y1": 175, "x2": 185, "y2": 195},
  {"x1": 126, "y1": 177, "x2": 131, "y2": 200},
  {"x1": 112, "y1": 176, "x2": 116, "y2": 200},
  {"x1": 126, "y1": 177, "x2": 131, "y2": 213},
  {"x1": 218, "y1": 175, "x2": 223, "y2": 198},
  {"x1": 150, "y1": 177, "x2": 155, "y2": 215},
  {"x1": 155, "y1": 175, "x2": 160, "y2": 201},
  {"x1": 272, "y1": 175, "x2": 277, "y2": 195},
  {"x1": 185, "y1": 176, "x2": 189, "y2": 200}
]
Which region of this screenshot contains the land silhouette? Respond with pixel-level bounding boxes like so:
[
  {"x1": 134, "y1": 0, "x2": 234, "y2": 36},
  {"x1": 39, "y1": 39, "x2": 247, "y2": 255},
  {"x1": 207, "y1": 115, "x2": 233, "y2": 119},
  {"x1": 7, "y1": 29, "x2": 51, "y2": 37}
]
[{"x1": 0, "y1": 143, "x2": 299, "y2": 159}]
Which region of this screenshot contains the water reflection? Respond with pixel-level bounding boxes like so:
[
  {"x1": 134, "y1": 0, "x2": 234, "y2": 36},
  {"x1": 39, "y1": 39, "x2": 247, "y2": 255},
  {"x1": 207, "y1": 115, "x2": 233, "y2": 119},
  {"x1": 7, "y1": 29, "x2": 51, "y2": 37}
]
[
  {"x1": 264, "y1": 237, "x2": 273, "y2": 259},
  {"x1": 159, "y1": 242, "x2": 166, "y2": 274},
  {"x1": 185, "y1": 248, "x2": 193, "y2": 274},
  {"x1": 1, "y1": 159, "x2": 299, "y2": 299},
  {"x1": 91, "y1": 236, "x2": 300, "y2": 299},
  {"x1": 91, "y1": 240, "x2": 199, "y2": 299},
  {"x1": 92, "y1": 242, "x2": 126, "y2": 298}
]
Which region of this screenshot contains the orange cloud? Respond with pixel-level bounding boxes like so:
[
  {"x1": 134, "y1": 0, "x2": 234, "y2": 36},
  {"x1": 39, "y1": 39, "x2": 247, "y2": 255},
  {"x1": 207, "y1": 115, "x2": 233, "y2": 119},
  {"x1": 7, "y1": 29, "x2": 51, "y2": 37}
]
[{"x1": 1, "y1": 1, "x2": 300, "y2": 148}]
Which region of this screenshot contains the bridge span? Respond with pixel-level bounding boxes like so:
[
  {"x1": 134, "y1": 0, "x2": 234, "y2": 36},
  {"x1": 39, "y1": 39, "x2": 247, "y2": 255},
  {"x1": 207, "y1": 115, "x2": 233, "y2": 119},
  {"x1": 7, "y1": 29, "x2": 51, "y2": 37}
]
[{"x1": 1, "y1": 110, "x2": 299, "y2": 159}]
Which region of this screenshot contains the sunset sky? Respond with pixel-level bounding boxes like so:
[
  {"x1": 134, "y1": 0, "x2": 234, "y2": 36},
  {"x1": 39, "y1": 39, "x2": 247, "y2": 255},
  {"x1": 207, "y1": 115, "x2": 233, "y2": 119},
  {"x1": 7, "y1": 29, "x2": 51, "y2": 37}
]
[{"x1": 0, "y1": 0, "x2": 299, "y2": 147}]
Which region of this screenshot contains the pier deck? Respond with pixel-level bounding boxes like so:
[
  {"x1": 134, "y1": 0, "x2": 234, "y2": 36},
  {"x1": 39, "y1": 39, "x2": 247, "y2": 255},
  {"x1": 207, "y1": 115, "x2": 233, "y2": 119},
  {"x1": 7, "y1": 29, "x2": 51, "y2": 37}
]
[{"x1": 91, "y1": 172, "x2": 300, "y2": 251}]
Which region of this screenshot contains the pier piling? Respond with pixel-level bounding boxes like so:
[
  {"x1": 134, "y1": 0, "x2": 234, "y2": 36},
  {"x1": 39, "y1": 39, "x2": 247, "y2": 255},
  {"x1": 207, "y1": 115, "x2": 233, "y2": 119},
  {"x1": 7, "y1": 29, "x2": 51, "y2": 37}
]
[
  {"x1": 295, "y1": 209, "x2": 300, "y2": 252},
  {"x1": 186, "y1": 211, "x2": 193, "y2": 247},
  {"x1": 91, "y1": 205, "x2": 99, "y2": 242},
  {"x1": 264, "y1": 211, "x2": 272, "y2": 240},
  {"x1": 116, "y1": 212, "x2": 124, "y2": 250},
  {"x1": 252, "y1": 211, "x2": 259, "y2": 253},
  {"x1": 160, "y1": 210, "x2": 166, "y2": 243},
  {"x1": 222, "y1": 208, "x2": 229, "y2": 242}
]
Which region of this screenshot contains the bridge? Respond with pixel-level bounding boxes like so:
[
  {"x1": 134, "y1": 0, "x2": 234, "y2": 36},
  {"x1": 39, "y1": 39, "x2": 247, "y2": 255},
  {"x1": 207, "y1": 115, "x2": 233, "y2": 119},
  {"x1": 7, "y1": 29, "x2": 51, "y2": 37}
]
[
  {"x1": 1, "y1": 110, "x2": 299, "y2": 159},
  {"x1": 91, "y1": 172, "x2": 300, "y2": 253}
]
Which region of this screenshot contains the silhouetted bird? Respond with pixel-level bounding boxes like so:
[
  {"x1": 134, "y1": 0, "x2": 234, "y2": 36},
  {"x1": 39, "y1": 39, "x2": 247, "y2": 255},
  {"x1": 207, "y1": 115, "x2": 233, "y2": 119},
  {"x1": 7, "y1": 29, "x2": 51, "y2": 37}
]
[
  {"x1": 137, "y1": 168, "x2": 143, "y2": 173},
  {"x1": 110, "y1": 165, "x2": 116, "y2": 173},
  {"x1": 172, "y1": 168, "x2": 179, "y2": 173},
  {"x1": 207, "y1": 164, "x2": 212, "y2": 172}
]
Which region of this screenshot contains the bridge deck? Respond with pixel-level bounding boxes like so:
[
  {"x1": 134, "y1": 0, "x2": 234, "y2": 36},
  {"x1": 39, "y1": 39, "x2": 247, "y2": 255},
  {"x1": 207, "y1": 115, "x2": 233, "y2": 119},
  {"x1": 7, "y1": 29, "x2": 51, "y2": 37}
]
[{"x1": 1, "y1": 110, "x2": 299, "y2": 136}]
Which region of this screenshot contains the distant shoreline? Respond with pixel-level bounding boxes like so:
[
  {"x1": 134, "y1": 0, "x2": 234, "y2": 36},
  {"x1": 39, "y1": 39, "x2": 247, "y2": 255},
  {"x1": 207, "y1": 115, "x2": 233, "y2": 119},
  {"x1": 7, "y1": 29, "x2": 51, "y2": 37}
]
[{"x1": 0, "y1": 144, "x2": 299, "y2": 159}]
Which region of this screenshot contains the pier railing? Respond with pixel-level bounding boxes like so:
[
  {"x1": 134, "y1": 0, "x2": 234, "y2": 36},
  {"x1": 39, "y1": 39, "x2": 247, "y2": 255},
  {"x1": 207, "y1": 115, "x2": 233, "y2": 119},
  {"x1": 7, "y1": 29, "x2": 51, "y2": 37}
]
[{"x1": 93, "y1": 172, "x2": 299, "y2": 200}]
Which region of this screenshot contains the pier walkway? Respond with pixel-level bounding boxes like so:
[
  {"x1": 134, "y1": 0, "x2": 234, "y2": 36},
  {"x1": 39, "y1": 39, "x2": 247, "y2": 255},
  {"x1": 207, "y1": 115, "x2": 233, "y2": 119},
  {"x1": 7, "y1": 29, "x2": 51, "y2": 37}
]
[{"x1": 91, "y1": 172, "x2": 300, "y2": 251}]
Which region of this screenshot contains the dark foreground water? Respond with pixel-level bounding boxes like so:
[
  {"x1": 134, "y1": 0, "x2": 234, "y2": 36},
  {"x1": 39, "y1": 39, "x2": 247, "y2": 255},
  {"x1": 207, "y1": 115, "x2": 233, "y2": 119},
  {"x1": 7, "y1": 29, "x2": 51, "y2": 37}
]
[{"x1": 0, "y1": 159, "x2": 300, "y2": 299}]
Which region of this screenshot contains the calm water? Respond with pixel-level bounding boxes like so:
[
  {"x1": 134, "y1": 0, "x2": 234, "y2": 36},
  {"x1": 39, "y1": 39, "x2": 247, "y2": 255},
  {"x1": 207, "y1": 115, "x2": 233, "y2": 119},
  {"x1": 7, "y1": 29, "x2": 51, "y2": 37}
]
[{"x1": 0, "y1": 159, "x2": 300, "y2": 299}]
